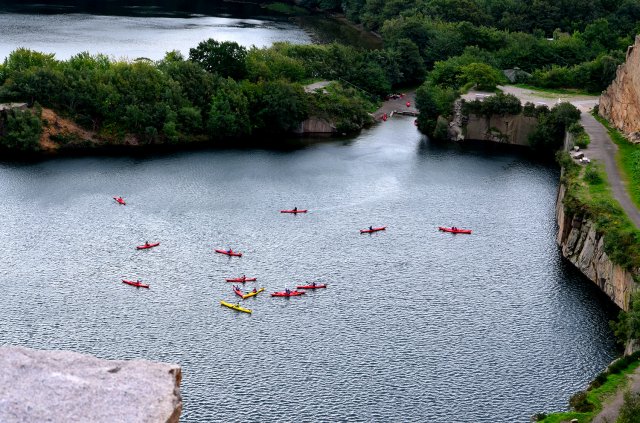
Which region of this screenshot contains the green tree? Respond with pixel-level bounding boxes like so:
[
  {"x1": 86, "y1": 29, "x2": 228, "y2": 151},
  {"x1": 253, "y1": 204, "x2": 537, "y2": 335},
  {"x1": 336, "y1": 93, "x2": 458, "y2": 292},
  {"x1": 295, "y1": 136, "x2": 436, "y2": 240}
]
[
  {"x1": 189, "y1": 39, "x2": 248, "y2": 79},
  {"x1": 0, "y1": 107, "x2": 42, "y2": 152},
  {"x1": 457, "y1": 62, "x2": 505, "y2": 91},
  {"x1": 207, "y1": 78, "x2": 251, "y2": 139},
  {"x1": 246, "y1": 80, "x2": 309, "y2": 134}
]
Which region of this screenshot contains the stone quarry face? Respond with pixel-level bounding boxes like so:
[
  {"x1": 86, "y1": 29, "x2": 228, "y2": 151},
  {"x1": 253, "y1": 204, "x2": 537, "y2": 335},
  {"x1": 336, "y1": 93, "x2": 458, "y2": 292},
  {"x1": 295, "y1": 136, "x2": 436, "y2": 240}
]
[
  {"x1": 0, "y1": 346, "x2": 182, "y2": 423},
  {"x1": 600, "y1": 35, "x2": 640, "y2": 143}
]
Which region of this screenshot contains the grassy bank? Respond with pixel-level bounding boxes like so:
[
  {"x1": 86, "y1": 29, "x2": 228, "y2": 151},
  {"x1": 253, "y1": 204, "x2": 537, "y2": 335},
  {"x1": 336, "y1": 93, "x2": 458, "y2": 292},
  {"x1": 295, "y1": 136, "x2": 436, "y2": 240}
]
[
  {"x1": 513, "y1": 84, "x2": 597, "y2": 97},
  {"x1": 593, "y1": 113, "x2": 640, "y2": 211},
  {"x1": 538, "y1": 353, "x2": 640, "y2": 422}
]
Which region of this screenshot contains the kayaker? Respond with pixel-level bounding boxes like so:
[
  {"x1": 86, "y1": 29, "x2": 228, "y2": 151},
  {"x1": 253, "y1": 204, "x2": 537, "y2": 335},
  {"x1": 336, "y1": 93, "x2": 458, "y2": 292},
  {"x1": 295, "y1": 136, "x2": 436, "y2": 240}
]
[
  {"x1": 242, "y1": 274, "x2": 246, "y2": 281},
  {"x1": 253, "y1": 288, "x2": 257, "y2": 293},
  {"x1": 145, "y1": 241, "x2": 149, "y2": 246},
  {"x1": 293, "y1": 207, "x2": 297, "y2": 212},
  {"x1": 369, "y1": 226, "x2": 373, "y2": 231},
  {"x1": 285, "y1": 288, "x2": 290, "y2": 294},
  {"x1": 228, "y1": 248, "x2": 232, "y2": 254},
  {"x1": 311, "y1": 282, "x2": 316, "y2": 287}
]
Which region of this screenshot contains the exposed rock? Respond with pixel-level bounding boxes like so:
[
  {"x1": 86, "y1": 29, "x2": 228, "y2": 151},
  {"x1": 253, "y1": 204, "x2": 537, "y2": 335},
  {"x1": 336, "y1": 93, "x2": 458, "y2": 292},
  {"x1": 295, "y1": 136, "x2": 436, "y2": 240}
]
[
  {"x1": 0, "y1": 346, "x2": 182, "y2": 423},
  {"x1": 556, "y1": 184, "x2": 636, "y2": 310},
  {"x1": 294, "y1": 116, "x2": 337, "y2": 134},
  {"x1": 599, "y1": 35, "x2": 640, "y2": 142},
  {"x1": 448, "y1": 99, "x2": 537, "y2": 145}
]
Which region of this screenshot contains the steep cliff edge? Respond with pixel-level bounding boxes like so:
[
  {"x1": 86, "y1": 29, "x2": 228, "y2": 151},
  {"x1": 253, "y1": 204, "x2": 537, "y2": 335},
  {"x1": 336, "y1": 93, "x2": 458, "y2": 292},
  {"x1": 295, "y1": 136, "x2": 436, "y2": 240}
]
[
  {"x1": 0, "y1": 346, "x2": 182, "y2": 423},
  {"x1": 599, "y1": 35, "x2": 640, "y2": 143},
  {"x1": 556, "y1": 183, "x2": 636, "y2": 310}
]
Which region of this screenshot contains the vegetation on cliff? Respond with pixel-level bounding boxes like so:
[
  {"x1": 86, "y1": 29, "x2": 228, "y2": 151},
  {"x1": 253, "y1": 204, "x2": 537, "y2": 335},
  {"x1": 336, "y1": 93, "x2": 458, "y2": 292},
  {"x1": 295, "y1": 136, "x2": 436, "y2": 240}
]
[{"x1": 557, "y1": 152, "x2": 640, "y2": 275}]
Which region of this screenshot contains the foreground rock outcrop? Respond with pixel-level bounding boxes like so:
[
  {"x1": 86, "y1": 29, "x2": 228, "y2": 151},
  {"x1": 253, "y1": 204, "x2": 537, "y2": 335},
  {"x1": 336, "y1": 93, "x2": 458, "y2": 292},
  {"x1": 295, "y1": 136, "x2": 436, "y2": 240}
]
[
  {"x1": 0, "y1": 346, "x2": 182, "y2": 423},
  {"x1": 599, "y1": 35, "x2": 640, "y2": 143},
  {"x1": 556, "y1": 184, "x2": 636, "y2": 310}
]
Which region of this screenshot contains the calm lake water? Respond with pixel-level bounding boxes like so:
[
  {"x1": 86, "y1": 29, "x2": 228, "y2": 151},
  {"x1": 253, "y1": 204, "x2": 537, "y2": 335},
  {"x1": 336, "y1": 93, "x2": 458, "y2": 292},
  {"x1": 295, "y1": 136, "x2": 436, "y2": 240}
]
[
  {"x1": 0, "y1": 117, "x2": 618, "y2": 422},
  {"x1": 0, "y1": 1, "x2": 312, "y2": 60}
]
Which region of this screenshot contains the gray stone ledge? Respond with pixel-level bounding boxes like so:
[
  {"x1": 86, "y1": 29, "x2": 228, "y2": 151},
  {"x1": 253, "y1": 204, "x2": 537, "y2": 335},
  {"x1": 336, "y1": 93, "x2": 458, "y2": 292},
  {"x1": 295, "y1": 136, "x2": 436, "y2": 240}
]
[{"x1": 0, "y1": 346, "x2": 182, "y2": 423}]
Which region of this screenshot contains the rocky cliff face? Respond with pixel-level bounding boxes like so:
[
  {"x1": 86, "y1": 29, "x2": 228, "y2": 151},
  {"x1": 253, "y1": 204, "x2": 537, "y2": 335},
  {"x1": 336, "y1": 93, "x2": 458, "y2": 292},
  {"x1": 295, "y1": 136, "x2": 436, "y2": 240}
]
[
  {"x1": 599, "y1": 35, "x2": 640, "y2": 143},
  {"x1": 556, "y1": 184, "x2": 636, "y2": 310},
  {"x1": 448, "y1": 100, "x2": 537, "y2": 145},
  {"x1": 0, "y1": 346, "x2": 182, "y2": 423}
]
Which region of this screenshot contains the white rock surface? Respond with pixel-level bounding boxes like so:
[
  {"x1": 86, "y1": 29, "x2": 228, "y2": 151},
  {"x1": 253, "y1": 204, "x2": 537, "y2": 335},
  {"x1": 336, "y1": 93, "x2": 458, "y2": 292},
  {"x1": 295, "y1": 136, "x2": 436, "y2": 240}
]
[{"x1": 0, "y1": 346, "x2": 182, "y2": 423}]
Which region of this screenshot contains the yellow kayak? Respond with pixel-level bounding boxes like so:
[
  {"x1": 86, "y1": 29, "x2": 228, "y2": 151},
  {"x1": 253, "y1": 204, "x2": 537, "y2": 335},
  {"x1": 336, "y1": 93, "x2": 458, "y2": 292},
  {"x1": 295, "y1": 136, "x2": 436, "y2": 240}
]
[
  {"x1": 242, "y1": 287, "x2": 265, "y2": 299},
  {"x1": 220, "y1": 300, "x2": 252, "y2": 314}
]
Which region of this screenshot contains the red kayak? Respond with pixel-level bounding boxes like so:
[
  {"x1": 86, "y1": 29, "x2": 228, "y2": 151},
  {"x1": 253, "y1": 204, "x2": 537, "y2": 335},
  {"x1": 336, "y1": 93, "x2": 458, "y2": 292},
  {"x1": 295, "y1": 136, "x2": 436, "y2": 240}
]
[
  {"x1": 281, "y1": 209, "x2": 307, "y2": 214},
  {"x1": 226, "y1": 277, "x2": 257, "y2": 282},
  {"x1": 215, "y1": 249, "x2": 243, "y2": 257},
  {"x1": 136, "y1": 242, "x2": 160, "y2": 250},
  {"x1": 113, "y1": 196, "x2": 126, "y2": 205},
  {"x1": 439, "y1": 226, "x2": 472, "y2": 234},
  {"x1": 122, "y1": 279, "x2": 149, "y2": 288},
  {"x1": 296, "y1": 284, "x2": 327, "y2": 289},
  {"x1": 271, "y1": 290, "x2": 305, "y2": 297},
  {"x1": 360, "y1": 226, "x2": 386, "y2": 234},
  {"x1": 233, "y1": 286, "x2": 244, "y2": 298}
]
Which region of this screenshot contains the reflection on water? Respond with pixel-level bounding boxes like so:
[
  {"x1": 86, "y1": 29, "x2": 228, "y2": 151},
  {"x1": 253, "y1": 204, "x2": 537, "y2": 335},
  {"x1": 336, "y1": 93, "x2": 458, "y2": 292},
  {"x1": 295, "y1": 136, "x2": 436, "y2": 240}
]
[
  {"x1": 0, "y1": 117, "x2": 618, "y2": 422},
  {"x1": 0, "y1": 12, "x2": 311, "y2": 60}
]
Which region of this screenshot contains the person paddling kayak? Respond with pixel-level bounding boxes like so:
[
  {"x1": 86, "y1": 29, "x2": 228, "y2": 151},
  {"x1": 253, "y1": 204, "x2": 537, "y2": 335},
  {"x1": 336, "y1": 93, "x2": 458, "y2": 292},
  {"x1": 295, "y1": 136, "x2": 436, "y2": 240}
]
[
  {"x1": 293, "y1": 207, "x2": 297, "y2": 212},
  {"x1": 369, "y1": 226, "x2": 373, "y2": 231}
]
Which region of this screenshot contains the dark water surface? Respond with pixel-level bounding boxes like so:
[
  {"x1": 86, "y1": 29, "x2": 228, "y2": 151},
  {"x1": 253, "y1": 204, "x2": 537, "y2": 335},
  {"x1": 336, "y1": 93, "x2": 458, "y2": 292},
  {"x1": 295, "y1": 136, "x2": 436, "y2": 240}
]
[
  {"x1": 0, "y1": 1, "x2": 312, "y2": 60},
  {"x1": 0, "y1": 117, "x2": 618, "y2": 422}
]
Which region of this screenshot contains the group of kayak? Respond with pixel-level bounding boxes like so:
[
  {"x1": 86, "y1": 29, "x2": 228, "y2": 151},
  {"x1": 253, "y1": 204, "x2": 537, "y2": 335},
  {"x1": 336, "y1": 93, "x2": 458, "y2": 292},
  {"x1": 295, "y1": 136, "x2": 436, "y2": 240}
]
[
  {"x1": 219, "y1": 207, "x2": 330, "y2": 314},
  {"x1": 115, "y1": 198, "x2": 470, "y2": 312},
  {"x1": 220, "y1": 277, "x2": 328, "y2": 314}
]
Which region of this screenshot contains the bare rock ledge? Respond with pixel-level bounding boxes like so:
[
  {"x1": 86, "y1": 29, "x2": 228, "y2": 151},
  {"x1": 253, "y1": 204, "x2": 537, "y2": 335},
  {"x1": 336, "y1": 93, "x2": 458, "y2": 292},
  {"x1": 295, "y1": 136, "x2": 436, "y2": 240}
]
[{"x1": 0, "y1": 346, "x2": 182, "y2": 423}]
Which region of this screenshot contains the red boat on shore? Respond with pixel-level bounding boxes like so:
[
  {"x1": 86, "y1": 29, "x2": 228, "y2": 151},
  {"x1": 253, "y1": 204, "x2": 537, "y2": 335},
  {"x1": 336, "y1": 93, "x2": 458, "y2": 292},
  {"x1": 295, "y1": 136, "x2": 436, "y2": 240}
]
[
  {"x1": 113, "y1": 196, "x2": 126, "y2": 205},
  {"x1": 271, "y1": 290, "x2": 305, "y2": 297},
  {"x1": 225, "y1": 276, "x2": 257, "y2": 282},
  {"x1": 438, "y1": 226, "x2": 472, "y2": 234},
  {"x1": 122, "y1": 279, "x2": 149, "y2": 288},
  {"x1": 360, "y1": 226, "x2": 386, "y2": 234},
  {"x1": 215, "y1": 249, "x2": 243, "y2": 257},
  {"x1": 280, "y1": 209, "x2": 307, "y2": 214},
  {"x1": 136, "y1": 242, "x2": 160, "y2": 250},
  {"x1": 296, "y1": 283, "x2": 327, "y2": 289}
]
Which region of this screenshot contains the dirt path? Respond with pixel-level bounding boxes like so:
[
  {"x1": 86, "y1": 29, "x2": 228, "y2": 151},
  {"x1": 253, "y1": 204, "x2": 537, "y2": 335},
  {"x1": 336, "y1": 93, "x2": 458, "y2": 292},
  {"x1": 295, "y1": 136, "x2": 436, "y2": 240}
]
[
  {"x1": 592, "y1": 365, "x2": 640, "y2": 423},
  {"x1": 580, "y1": 113, "x2": 640, "y2": 228}
]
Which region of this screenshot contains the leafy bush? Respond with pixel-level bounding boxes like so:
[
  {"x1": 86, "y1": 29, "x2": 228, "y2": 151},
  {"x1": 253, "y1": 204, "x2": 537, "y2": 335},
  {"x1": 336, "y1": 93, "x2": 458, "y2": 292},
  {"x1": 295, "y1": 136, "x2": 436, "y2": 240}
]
[
  {"x1": 462, "y1": 93, "x2": 522, "y2": 117},
  {"x1": 0, "y1": 106, "x2": 42, "y2": 152},
  {"x1": 569, "y1": 391, "x2": 594, "y2": 412},
  {"x1": 584, "y1": 164, "x2": 602, "y2": 185}
]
